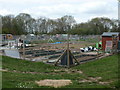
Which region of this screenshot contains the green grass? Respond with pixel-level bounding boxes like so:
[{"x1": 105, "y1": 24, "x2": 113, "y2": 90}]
[
  {"x1": 1, "y1": 54, "x2": 119, "y2": 88},
  {"x1": 74, "y1": 55, "x2": 118, "y2": 79},
  {"x1": 2, "y1": 56, "x2": 63, "y2": 73}
]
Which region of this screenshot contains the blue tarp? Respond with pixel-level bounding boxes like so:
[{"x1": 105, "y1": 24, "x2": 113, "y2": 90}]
[{"x1": 50, "y1": 42, "x2": 62, "y2": 44}]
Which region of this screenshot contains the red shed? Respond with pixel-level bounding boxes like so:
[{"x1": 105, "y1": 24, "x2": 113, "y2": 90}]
[{"x1": 102, "y1": 32, "x2": 120, "y2": 52}]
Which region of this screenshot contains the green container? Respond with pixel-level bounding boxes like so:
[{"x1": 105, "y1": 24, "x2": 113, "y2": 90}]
[{"x1": 96, "y1": 41, "x2": 102, "y2": 49}]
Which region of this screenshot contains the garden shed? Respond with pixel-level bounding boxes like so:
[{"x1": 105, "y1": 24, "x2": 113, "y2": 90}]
[{"x1": 102, "y1": 32, "x2": 120, "y2": 52}]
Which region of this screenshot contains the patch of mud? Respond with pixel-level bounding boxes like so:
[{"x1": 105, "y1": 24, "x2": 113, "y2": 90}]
[{"x1": 35, "y1": 79, "x2": 72, "y2": 88}]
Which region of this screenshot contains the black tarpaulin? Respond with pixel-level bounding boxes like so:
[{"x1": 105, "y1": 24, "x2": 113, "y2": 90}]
[{"x1": 60, "y1": 50, "x2": 73, "y2": 65}]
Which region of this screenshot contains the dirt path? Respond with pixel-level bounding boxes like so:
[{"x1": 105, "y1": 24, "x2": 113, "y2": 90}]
[{"x1": 1, "y1": 68, "x2": 83, "y2": 75}]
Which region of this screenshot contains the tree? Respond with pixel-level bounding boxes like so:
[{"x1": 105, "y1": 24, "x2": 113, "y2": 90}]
[
  {"x1": 49, "y1": 15, "x2": 76, "y2": 34},
  {"x1": 2, "y1": 15, "x2": 15, "y2": 34},
  {"x1": 15, "y1": 13, "x2": 33, "y2": 34},
  {"x1": 70, "y1": 17, "x2": 115, "y2": 35},
  {"x1": 1, "y1": 13, "x2": 119, "y2": 35}
]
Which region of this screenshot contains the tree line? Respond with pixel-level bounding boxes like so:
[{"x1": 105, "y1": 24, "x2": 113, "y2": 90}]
[{"x1": 0, "y1": 13, "x2": 119, "y2": 35}]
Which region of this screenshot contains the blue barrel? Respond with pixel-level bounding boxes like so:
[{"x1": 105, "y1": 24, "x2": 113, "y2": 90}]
[{"x1": 118, "y1": 41, "x2": 120, "y2": 50}]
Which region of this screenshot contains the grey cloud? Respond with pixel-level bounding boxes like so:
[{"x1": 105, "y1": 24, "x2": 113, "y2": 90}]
[{"x1": 0, "y1": 0, "x2": 118, "y2": 23}]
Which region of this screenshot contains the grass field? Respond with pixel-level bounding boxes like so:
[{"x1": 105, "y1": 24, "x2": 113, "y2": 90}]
[{"x1": 1, "y1": 53, "x2": 120, "y2": 88}]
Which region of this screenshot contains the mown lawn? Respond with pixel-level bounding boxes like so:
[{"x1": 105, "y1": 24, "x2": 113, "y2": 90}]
[{"x1": 1, "y1": 53, "x2": 120, "y2": 88}]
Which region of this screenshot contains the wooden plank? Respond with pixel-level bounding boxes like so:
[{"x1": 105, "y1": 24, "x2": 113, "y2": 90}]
[{"x1": 67, "y1": 34, "x2": 70, "y2": 68}]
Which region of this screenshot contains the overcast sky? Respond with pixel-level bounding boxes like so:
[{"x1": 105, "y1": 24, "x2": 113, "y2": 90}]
[{"x1": 0, "y1": 0, "x2": 118, "y2": 23}]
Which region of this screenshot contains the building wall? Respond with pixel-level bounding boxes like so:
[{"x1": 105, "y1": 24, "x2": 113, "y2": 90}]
[
  {"x1": 102, "y1": 36, "x2": 120, "y2": 51},
  {"x1": 102, "y1": 36, "x2": 112, "y2": 51}
]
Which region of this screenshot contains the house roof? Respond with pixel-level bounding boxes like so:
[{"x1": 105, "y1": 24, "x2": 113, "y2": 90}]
[{"x1": 102, "y1": 32, "x2": 120, "y2": 37}]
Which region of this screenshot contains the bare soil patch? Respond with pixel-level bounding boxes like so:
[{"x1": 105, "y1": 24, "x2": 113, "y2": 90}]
[
  {"x1": 0, "y1": 69, "x2": 8, "y2": 72},
  {"x1": 79, "y1": 77, "x2": 102, "y2": 83},
  {"x1": 79, "y1": 77, "x2": 112, "y2": 85},
  {"x1": 35, "y1": 79, "x2": 72, "y2": 88},
  {"x1": 98, "y1": 81, "x2": 112, "y2": 85},
  {"x1": 53, "y1": 69, "x2": 83, "y2": 74}
]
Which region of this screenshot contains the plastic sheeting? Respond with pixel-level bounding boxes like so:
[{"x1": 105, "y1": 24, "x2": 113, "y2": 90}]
[{"x1": 4, "y1": 49, "x2": 20, "y2": 59}]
